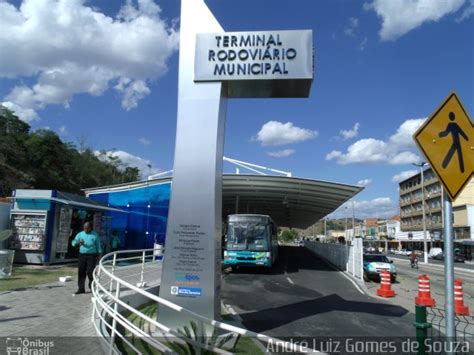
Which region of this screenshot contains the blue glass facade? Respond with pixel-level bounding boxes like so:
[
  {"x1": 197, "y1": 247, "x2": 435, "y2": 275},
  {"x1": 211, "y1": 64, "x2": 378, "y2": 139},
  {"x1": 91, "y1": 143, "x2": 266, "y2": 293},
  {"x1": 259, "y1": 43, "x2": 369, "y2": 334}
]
[{"x1": 88, "y1": 182, "x2": 171, "y2": 250}]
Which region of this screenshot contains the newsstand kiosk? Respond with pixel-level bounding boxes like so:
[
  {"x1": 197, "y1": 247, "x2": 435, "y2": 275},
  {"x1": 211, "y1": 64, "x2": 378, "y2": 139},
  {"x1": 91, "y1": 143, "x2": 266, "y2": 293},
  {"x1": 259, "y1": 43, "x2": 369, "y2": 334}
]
[{"x1": 9, "y1": 189, "x2": 123, "y2": 264}]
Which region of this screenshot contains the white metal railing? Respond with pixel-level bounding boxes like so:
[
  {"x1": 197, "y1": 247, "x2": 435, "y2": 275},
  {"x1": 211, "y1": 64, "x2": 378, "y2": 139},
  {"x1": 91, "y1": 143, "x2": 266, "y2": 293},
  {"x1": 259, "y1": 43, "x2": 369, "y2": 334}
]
[{"x1": 91, "y1": 248, "x2": 324, "y2": 354}]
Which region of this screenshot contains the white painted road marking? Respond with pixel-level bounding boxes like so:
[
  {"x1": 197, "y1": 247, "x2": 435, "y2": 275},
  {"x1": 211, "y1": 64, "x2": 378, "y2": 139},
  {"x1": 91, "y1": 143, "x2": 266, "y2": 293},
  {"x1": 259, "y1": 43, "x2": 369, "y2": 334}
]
[
  {"x1": 286, "y1": 277, "x2": 295, "y2": 285},
  {"x1": 317, "y1": 255, "x2": 366, "y2": 295}
]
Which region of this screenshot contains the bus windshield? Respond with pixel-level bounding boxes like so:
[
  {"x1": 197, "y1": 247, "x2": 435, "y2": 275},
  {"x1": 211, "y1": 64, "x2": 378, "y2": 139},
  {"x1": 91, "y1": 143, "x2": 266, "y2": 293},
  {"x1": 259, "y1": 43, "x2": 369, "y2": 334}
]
[{"x1": 226, "y1": 222, "x2": 270, "y2": 251}]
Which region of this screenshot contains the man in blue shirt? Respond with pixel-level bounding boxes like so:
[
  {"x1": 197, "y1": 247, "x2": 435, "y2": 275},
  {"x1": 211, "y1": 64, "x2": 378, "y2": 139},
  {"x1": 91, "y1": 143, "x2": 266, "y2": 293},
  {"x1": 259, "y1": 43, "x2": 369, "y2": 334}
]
[{"x1": 71, "y1": 221, "x2": 102, "y2": 295}]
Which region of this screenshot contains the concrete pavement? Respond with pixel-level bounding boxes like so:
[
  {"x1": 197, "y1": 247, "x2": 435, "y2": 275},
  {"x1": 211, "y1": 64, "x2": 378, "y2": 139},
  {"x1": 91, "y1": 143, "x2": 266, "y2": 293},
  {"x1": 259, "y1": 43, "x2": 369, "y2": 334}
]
[
  {"x1": 0, "y1": 275, "x2": 102, "y2": 354},
  {"x1": 364, "y1": 257, "x2": 474, "y2": 348},
  {"x1": 0, "y1": 260, "x2": 163, "y2": 355},
  {"x1": 365, "y1": 257, "x2": 474, "y2": 312}
]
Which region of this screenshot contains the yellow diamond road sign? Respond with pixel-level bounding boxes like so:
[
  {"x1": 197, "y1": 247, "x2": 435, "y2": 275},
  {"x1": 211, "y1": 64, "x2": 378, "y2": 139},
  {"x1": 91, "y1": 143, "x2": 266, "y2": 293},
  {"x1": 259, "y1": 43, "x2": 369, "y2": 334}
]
[{"x1": 413, "y1": 92, "x2": 473, "y2": 201}]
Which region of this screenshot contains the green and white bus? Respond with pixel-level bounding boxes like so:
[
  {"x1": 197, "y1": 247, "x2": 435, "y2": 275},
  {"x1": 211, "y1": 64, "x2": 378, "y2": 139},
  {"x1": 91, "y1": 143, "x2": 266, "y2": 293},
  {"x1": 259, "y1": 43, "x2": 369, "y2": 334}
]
[{"x1": 223, "y1": 214, "x2": 278, "y2": 269}]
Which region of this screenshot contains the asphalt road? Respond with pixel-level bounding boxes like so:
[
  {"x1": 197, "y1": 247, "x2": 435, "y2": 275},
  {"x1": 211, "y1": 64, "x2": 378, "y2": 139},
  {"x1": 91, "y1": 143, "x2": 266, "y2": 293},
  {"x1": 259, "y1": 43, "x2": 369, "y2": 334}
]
[
  {"x1": 389, "y1": 254, "x2": 474, "y2": 271},
  {"x1": 389, "y1": 258, "x2": 474, "y2": 311},
  {"x1": 363, "y1": 257, "x2": 474, "y2": 349},
  {"x1": 221, "y1": 245, "x2": 415, "y2": 343}
]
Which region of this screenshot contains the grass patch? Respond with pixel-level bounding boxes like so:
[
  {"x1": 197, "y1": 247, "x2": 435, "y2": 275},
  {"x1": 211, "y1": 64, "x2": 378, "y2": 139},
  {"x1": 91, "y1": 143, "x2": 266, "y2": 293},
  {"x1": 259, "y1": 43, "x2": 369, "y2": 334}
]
[
  {"x1": 0, "y1": 265, "x2": 77, "y2": 292},
  {"x1": 233, "y1": 336, "x2": 265, "y2": 355},
  {"x1": 115, "y1": 302, "x2": 264, "y2": 354}
]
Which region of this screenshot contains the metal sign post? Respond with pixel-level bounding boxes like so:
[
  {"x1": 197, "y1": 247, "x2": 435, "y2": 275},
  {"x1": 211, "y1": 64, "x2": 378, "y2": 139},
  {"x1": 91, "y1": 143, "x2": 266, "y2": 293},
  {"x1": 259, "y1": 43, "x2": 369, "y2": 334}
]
[
  {"x1": 443, "y1": 189, "x2": 455, "y2": 350},
  {"x1": 158, "y1": 0, "x2": 313, "y2": 333},
  {"x1": 413, "y1": 92, "x2": 473, "y2": 353}
]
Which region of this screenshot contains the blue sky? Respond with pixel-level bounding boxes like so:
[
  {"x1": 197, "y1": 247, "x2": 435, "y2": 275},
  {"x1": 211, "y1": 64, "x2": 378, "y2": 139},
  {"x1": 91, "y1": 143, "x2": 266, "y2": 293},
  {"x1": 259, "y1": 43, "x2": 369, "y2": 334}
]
[{"x1": 1, "y1": 0, "x2": 473, "y2": 219}]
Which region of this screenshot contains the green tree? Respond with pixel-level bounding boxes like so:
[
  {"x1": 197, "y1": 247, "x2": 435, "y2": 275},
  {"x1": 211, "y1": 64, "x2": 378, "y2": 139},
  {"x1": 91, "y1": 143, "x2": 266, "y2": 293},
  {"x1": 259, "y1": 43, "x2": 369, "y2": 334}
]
[
  {"x1": 0, "y1": 105, "x2": 144, "y2": 196},
  {"x1": 25, "y1": 129, "x2": 79, "y2": 191},
  {"x1": 0, "y1": 106, "x2": 34, "y2": 195},
  {"x1": 279, "y1": 229, "x2": 299, "y2": 243}
]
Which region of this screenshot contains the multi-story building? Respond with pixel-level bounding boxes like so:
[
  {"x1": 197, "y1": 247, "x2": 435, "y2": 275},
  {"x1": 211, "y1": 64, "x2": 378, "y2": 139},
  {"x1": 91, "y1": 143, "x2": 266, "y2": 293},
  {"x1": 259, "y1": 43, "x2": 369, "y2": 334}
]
[
  {"x1": 399, "y1": 168, "x2": 442, "y2": 233},
  {"x1": 399, "y1": 168, "x2": 473, "y2": 241},
  {"x1": 377, "y1": 216, "x2": 400, "y2": 240},
  {"x1": 364, "y1": 218, "x2": 378, "y2": 239}
]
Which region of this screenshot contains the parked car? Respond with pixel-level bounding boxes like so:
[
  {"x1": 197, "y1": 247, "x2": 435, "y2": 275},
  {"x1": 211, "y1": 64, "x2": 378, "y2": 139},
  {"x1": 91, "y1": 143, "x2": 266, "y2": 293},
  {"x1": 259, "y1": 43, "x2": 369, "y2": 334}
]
[
  {"x1": 397, "y1": 249, "x2": 412, "y2": 256},
  {"x1": 433, "y1": 253, "x2": 444, "y2": 261},
  {"x1": 455, "y1": 252, "x2": 465, "y2": 263},
  {"x1": 432, "y1": 251, "x2": 465, "y2": 263},
  {"x1": 363, "y1": 254, "x2": 397, "y2": 282},
  {"x1": 428, "y1": 247, "x2": 443, "y2": 259}
]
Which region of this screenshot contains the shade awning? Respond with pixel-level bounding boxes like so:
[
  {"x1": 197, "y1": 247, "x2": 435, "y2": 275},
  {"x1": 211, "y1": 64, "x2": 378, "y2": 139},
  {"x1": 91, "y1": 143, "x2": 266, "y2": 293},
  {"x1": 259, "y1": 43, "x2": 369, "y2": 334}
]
[
  {"x1": 222, "y1": 175, "x2": 361, "y2": 229},
  {"x1": 84, "y1": 174, "x2": 362, "y2": 229},
  {"x1": 12, "y1": 194, "x2": 126, "y2": 213}
]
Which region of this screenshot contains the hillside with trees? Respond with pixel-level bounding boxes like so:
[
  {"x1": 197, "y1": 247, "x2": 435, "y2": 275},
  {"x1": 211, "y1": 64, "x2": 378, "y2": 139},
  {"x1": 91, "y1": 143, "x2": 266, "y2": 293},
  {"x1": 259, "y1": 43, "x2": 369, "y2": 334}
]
[{"x1": 0, "y1": 106, "x2": 141, "y2": 196}]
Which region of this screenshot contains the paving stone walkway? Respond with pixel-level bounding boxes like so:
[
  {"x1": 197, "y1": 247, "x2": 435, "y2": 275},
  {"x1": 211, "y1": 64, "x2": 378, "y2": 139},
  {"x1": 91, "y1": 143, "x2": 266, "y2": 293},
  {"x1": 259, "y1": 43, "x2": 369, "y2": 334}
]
[
  {"x1": 0, "y1": 275, "x2": 104, "y2": 354},
  {"x1": 0, "y1": 261, "x2": 164, "y2": 355}
]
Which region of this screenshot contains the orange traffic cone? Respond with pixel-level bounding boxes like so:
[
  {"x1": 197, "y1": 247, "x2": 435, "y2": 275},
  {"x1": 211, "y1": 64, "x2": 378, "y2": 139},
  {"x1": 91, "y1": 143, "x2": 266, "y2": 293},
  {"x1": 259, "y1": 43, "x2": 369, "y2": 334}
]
[
  {"x1": 377, "y1": 269, "x2": 395, "y2": 297},
  {"x1": 415, "y1": 274, "x2": 436, "y2": 307},
  {"x1": 454, "y1": 279, "x2": 469, "y2": 316}
]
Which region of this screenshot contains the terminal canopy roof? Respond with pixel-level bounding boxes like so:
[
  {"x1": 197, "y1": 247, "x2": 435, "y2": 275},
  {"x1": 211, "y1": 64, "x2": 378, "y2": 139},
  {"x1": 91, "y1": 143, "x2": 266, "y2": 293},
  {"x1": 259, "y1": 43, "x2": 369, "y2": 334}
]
[
  {"x1": 222, "y1": 175, "x2": 361, "y2": 229},
  {"x1": 84, "y1": 174, "x2": 362, "y2": 229}
]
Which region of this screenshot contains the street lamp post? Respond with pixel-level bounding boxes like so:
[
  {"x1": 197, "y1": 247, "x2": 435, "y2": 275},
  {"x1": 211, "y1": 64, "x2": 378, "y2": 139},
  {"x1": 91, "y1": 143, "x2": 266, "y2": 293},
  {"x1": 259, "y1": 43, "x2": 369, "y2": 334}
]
[
  {"x1": 324, "y1": 218, "x2": 327, "y2": 239},
  {"x1": 344, "y1": 206, "x2": 348, "y2": 241},
  {"x1": 413, "y1": 162, "x2": 428, "y2": 264},
  {"x1": 351, "y1": 199, "x2": 355, "y2": 236}
]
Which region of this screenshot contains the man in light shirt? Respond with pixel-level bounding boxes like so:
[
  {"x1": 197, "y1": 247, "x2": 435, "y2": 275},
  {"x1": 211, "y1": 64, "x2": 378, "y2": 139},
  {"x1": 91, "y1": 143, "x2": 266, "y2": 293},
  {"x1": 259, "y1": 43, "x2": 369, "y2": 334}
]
[{"x1": 71, "y1": 221, "x2": 102, "y2": 295}]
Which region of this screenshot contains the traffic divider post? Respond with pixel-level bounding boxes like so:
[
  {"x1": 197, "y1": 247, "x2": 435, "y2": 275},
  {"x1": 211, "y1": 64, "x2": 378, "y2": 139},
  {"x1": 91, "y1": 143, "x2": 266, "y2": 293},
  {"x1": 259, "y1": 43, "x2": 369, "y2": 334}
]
[
  {"x1": 377, "y1": 269, "x2": 395, "y2": 298},
  {"x1": 454, "y1": 279, "x2": 469, "y2": 316},
  {"x1": 415, "y1": 274, "x2": 436, "y2": 307}
]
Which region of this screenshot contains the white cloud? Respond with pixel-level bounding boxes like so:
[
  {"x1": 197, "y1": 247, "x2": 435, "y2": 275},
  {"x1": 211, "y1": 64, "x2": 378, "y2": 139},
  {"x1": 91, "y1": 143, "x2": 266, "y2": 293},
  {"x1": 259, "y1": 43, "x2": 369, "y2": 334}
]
[
  {"x1": 138, "y1": 137, "x2": 152, "y2": 146},
  {"x1": 330, "y1": 197, "x2": 398, "y2": 219},
  {"x1": 344, "y1": 17, "x2": 359, "y2": 37},
  {"x1": 0, "y1": 0, "x2": 179, "y2": 121},
  {"x1": 255, "y1": 121, "x2": 318, "y2": 146},
  {"x1": 364, "y1": 0, "x2": 466, "y2": 41},
  {"x1": 1, "y1": 100, "x2": 39, "y2": 122},
  {"x1": 58, "y1": 125, "x2": 68, "y2": 135},
  {"x1": 357, "y1": 179, "x2": 372, "y2": 187},
  {"x1": 391, "y1": 151, "x2": 421, "y2": 165},
  {"x1": 359, "y1": 37, "x2": 368, "y2": 51},
  {"x1": 456, "y1": 0, "x2": 474, "y2": 21},
  {"x1": 115, "y1": 78, "x2": 151, "y2": 111},
  {"x1": 95, "y1": 150, "x2": 160, "y2": 178},
  {"x1": 392, "y1": 169, "x2": 418, "y2": 183},
  {"x1": 326, "y1": 118, "x2": 425, "y2": 165},
  {"x1": 326, "y1": 150, "x2": 342, "y2": 160},
  {"x1": 340, "y1": 122, "x2": 360, "y2": 140},
  {"x1": 267, "y1": 149, "x2": 296, "y2": 158},
  {"x1": 388, "y1": 118, "x2": 425, "y2": 149}
]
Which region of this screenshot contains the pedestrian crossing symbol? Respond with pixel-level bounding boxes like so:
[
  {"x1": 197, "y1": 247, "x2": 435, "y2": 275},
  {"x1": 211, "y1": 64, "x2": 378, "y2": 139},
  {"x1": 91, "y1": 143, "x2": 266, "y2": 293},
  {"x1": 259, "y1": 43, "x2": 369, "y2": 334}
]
[{"x1": 413, "y1": 92, "x2": 473, "y2": 201}]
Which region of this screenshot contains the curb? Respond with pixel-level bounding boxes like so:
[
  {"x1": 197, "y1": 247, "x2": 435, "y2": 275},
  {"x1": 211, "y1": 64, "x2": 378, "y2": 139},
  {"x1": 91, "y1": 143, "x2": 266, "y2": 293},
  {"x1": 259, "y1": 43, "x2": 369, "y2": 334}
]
[
  {"x1": 344, "y1": 270, "x2": 369, "y2": 294},
  {"x1": 222, "y1": 302, "x2": 269, "y2": 354},
  {"x1": 308, "y1": 251, "x2": 367, "y2": 296}
]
